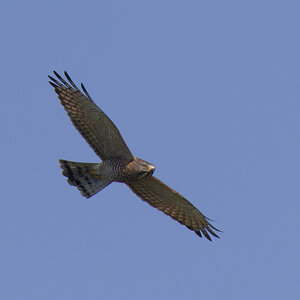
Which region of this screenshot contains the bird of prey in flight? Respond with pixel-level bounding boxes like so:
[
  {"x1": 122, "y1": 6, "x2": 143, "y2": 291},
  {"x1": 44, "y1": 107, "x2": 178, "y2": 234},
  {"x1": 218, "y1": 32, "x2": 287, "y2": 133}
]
[{"x1": 49, "y1": 71, "x2": 220, "y2": 240}]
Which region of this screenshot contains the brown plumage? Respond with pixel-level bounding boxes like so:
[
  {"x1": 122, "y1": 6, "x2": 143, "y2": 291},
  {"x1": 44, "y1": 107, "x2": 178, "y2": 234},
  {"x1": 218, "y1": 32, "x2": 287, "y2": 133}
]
[{"x1": 49, "y1": 71, "x2": 221, "y2": 240}]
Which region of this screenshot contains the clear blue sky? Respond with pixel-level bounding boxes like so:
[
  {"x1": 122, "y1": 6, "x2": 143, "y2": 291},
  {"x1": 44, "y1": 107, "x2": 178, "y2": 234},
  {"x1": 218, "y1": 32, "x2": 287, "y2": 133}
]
[{"x1": 1, "y1": 1, "x2": 299, "y2": 299}]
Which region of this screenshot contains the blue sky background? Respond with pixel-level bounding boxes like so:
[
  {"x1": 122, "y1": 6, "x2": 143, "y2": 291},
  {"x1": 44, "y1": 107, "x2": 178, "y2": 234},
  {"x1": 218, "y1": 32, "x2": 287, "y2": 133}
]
[{"x1": 1, "y1": 1, "x2": 300, "y2": 299}]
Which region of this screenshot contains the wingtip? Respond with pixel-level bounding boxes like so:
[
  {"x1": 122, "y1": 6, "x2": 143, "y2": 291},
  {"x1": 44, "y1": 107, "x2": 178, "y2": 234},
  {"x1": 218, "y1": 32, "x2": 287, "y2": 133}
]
[
  {"x1": 207, "y1": 221, "x2": 222, "y2": 233},
  {"x1": 49, "y1": 81, "x2": 58, "y2": 88},
  {"x1": 202, "y1": 228, "x2": 213, "y2": 241},
  {"x1": 195, "y1": 230, "x2": 211, "y2": 241},
  {"x1": 64, "y1": 70, "x2": 69, "y2": 78},
  {"x1": 81, "y1": 82, "x2": 92, "y2": 99},
  {"x1": 194, "y1": 226, "x2": 220, "y2": 241}
]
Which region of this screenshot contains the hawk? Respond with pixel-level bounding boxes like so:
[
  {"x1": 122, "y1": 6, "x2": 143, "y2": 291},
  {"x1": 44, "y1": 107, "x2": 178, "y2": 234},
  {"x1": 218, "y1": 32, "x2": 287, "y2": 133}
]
[{"x1": 49, "y1": 71, "x2": 220, "y2": 240}]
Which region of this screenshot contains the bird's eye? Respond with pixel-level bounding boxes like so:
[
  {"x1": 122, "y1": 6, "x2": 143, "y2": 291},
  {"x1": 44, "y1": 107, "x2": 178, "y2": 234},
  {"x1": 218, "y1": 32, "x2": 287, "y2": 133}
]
[{"x1": 143, "y1": 166, "x2": 148, "y2": 170}]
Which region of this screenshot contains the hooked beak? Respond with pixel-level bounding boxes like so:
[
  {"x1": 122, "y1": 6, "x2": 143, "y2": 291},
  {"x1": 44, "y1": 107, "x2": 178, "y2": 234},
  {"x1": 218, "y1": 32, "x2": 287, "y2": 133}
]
[{"x1": 149, "y1": 165, "x2": 155, "y2": 175}]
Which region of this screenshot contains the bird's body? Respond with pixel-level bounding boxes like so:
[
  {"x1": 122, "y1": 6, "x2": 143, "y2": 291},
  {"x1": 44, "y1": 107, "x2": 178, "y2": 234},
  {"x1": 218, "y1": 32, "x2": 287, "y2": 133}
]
[
  {"x1": 49, "y1": 71, "x2": 220, "y2": 240},
  {"x1": 93, "y1": 157, "x2": 155, "y2": 183}
]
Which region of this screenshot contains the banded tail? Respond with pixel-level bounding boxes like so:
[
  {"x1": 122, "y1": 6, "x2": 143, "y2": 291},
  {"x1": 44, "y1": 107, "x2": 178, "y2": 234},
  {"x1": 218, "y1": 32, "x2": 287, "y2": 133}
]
[{"x1": 59, "y1": 160, "x2": 111, "y2": 198}]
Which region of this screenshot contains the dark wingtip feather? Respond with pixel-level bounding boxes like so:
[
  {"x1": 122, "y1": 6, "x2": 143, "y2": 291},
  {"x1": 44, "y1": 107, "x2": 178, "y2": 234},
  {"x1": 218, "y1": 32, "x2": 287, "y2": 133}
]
[
  {"x1": 64, "y1": 71, "x2": 79, "y2": 91},
  {"x1": 207, "y1": 227, "x2": 220, "y2": 239},
  {"x1": 195, "y1": 231, "x2": 202, "y2": 238},
  {"x1": 195, "y1": 230, "x2": 212, "y2": 241},
  {"x1": 206, "y1": 217, "x2": 222, "y2": 231},
  {"x1": 53, "y1": 70, "x2": 71, "y2": 87},
  {"x1": 53, "y1": 70, "x2": 60, "y2": 78},
  {"x1": 48, "y1": 75, "x2": 62, "y2": 86},
  {"x1": 207, "y1": 221, "x2": 222, "y2": 233},
  {"x1": 64, "y1": 71, "x2": 71, "y2": 82},
  {"x1": 201, "y1": 228, "x2": 212, "y2": 241},
  {"x1": 49, "y1": 81, "x2": 58, "y2": 88},
  {"x1": 192, "y1": 220, "x2": 221, "y2": 240},
  {"x1": 81, "y1": 83, "x2": 92, "y2": 100}
]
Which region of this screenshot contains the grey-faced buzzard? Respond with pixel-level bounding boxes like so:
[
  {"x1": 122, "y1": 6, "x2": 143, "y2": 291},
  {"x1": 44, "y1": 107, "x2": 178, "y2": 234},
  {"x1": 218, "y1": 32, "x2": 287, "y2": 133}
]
[{"x1": 49, "y1": 71, "x2": 220, "y2": 240}]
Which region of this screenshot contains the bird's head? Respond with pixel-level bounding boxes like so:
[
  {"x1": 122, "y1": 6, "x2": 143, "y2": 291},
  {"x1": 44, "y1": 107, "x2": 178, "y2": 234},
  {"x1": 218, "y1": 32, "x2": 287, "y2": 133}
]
[{"x1": 136, "y1": 158, "x2": 156, "y2": 179}]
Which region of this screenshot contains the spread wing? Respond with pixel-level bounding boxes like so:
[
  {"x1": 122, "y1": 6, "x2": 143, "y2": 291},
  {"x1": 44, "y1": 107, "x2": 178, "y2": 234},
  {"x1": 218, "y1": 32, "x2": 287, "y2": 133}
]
[
  {"x1": 127, "y1": 176, "x2": 220, "y2": 240},
  {"x1": 49, "y1": 71, "x2": 133, "y2": 162}
]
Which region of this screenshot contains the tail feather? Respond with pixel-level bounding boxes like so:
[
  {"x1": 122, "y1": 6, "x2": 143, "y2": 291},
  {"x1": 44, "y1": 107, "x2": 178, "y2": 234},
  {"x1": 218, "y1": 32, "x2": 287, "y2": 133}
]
[{"x1": 59, "y1": 159, "x2": 111, "y2": 198}]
